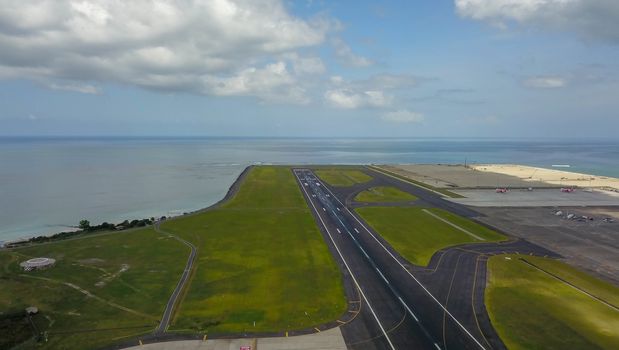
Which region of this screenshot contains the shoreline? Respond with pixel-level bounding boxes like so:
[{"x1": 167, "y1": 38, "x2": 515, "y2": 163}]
[
  {"x1": 2, "y1": 166, "x2": 253, "y2": 247},
  {"x1": 4, "y1": 162, "x2": 618, "y2": 246}
]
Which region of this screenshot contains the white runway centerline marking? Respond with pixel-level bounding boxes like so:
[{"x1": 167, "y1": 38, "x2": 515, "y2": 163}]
[
  {"x1": 316, "y1": 172, "x2": 487, "y2": 350},
  {"x1": 398, "y1": 296, "x2": 419, "y2": 322},
  {"x1": 376, "y1": 268, "x2": 390, "y2": 284},
  {"x1": 295, "y1": 171, "x2": 397, "y2": 350}
]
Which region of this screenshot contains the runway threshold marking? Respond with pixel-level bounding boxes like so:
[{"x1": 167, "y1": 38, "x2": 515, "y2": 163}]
[
  {"x1": 421, "y1": 209, "x2": 485, "y2": 241},
  {"x1": 296, "y1": 173, "x2": 397, "y2": 350},
  {"x1": 317, "y1": 175, "x2": 487, "y2": 350}
]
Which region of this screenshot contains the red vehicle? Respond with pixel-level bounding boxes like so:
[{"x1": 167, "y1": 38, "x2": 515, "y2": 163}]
[
  {"x1": 561, "y1": 187, "x2": 575, "y2": 193},
  {"x1": 496, "y1": 188, "x2": 508, "y2": 193}
]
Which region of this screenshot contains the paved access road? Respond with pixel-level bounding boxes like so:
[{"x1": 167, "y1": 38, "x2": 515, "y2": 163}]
[
  {"x1": 154, "y1": 223, "x2": 197, "y2": 335},
  {"x1": 294, "y1": 168, "x2": 558, "y2": 350}
]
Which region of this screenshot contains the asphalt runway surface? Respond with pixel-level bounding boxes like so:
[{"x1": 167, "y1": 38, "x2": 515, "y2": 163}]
[{"x1": 293, "y1": 167, "x2": 559, "y2": 350}]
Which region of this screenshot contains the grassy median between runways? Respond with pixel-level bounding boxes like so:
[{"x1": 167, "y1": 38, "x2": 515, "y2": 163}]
[
  {"x1": 163, "y1": 166, "x2": 347, "y2": 333},
  {"x1": 354, "y1": 186, "x2": 417, "y2": 202},
  {"x1": 314, "y1": 168, "x2": 372, "y2": 187},
  {"x1": 355, "y1": 207, "x2": 505, "y2": 266},
  {"x1": 486, "y1": 255, "x2": 619, "y2": 349}
]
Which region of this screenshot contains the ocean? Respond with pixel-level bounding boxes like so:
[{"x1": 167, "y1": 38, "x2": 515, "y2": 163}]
[{"x1": 1, "y1": 137, "x2": 618, "y2": 242}]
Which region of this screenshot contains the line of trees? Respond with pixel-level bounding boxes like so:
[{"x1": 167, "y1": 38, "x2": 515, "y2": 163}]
[{"x1": 8, "y1": 217, "x2": 166, "y2": 247}]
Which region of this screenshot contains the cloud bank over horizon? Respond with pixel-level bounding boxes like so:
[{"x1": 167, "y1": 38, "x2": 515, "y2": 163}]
[
  {"x1": 0, "y1": 0, "x2": 617, "y2": 137},
  {"x1": 455, "y1": 0, "x2": 619, "y2": 44}
]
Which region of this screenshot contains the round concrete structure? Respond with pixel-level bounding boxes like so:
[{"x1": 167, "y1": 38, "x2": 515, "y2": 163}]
[{"x1": 20, "y1": 257, "x2": 56, "y2": 270}]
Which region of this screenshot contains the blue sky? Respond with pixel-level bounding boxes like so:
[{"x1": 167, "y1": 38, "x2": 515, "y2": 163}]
[{"x1": 1, "y1": 0, "x2": 618, "y2": 137}]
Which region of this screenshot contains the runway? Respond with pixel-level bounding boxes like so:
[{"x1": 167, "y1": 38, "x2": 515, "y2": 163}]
[{"x1": 293, "y1": 168, "x2": 559, "y2": 350}]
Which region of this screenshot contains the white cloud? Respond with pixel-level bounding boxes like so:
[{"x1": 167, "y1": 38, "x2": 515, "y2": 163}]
[
  {"x1": 325, "y1": 89, "x2": 391, "y2": 109},
  {"x1": 455, "y1": 0, "x2": 619, "y2": 43},
  {"x1": 205, "y1": 62, "x2": 309, "y2": 104},
  {"x1": 282, "y1": 52, "x2": 326, "y2": 75},
  {"x1": 523, "y1": 76, "x2": 567, "y2": 88},
  {"x1": 381, "y1": 110, "x2": 424, "y2": 123},
  {"x1": 332, "y1": 38, "x2": 374, "y2": 67},
  {"x1": 323, "y1": 73, "x2": 420, "y2": 109},
  {"x1": 49, "y1": 82, "x2": 101, "y2": 94},
  {"x1": 0, "y1": 0, "x2": 333, "y2": 103}
]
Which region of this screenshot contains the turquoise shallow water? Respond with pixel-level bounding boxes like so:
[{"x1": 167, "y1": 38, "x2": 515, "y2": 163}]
[{"x1": 1, "y1": 137, "x2": 618, "y2": 241}]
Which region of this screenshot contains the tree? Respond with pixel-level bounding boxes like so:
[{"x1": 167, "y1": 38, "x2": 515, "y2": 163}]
[{"x1": 79, "y1": 219, "x2": 90, "y2": 230}]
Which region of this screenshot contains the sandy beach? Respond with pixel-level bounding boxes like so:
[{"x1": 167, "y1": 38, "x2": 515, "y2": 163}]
[
  {"x1": 382, "y1": 164, "x2": 619, "y2": 190},
  {"x1": 471, "y1": 164, "x2": 619, "y2": 190}
]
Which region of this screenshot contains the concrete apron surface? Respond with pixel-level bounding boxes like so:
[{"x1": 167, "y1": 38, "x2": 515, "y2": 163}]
[{"x1": 124, "y1": 327, "x2": 347, "y2": 350}]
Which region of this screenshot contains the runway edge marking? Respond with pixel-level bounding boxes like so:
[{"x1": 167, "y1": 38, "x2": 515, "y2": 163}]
[
  {"x1": 293, "y1": 169, "x2": 397, "y2": 350},
  {"x1": 316, "y1": 171, "x2": 488, "y2": 350},
  {"x1": 421, "y1": 209, "x2": 485, "y2": 241}
]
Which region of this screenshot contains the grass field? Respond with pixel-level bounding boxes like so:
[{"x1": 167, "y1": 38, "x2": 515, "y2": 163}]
[
  {"x1": 0, "y1": 228, "x2": 188, "y2": 349},
  {"x1": 354, "y1": 186, "x2": 417, "y2": 202},
  {"x1": 0, "y1": 165, "x2": 347, "y2": 348},
  {"x1": 369, "y1": 166, "x2": 463, "y2": 198},
  {"x1": 355, "y1": 207, "x2": 505, "y2": 266},
  {"x1": 486, "y1": 255, "x2": 619, "y2": 349},
  {"x1": 162, "y1": 166, "x2": 347, "y2": 333},
  {"x1": 314, "y1": 168, "x2": 372, "y2": 187}
]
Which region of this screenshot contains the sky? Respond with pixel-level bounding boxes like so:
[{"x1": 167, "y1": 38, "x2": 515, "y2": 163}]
[{"x1": 0, "y1": 0, "x2": 618, "y2": 138}]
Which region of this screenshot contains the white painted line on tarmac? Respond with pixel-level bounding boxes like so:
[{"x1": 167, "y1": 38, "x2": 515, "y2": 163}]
[
  {"x1": 296, "y1": 173, "x2": 397, "y2": 350},
  {"x1": 398, "y1": 296, "x2": 419, "y2": 322},
  {"x1": 322, "y1": 207, "x2": 326, "y2": 211},
  {"x1": 376, "y1": 268, "x2": 390, "y2": 284},
  {"x1": 354, "y1": 228, "x2": 360, "y2": 233},
  {"x1": 337, "y1": 207, "x2": 341, "y2": 211},
  {"x1": 421, "y1": 209, "x2": 484, "y2": 241},
  {"x1": 317, "y1": 175, "x2": 487, "y2": 350},
  {"x1": 368, "y1": 166, "x2": 446, "y2": 197},
  {"x1": 337, "y1": 228, "x2": 341, "y2": 234}
]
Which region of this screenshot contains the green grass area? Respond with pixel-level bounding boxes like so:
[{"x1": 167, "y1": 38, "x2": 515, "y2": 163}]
[
  {"x1": 355, "y1": 207, "x2": 505, "y2": 266},
  {"x1": 486, "y1": 255, "x2": 619, "y2": 349},
  {"x1": 162, "y1": 166, "x2": 346, "y2": 333},
  {"x1": 314, "y1": 168, "x2": 372, "y2": 187},
  {"x1": 369, "y1": 165, "x2": 463, "y2": 198},
  {"x1": 0, "y1": 228, "x2": 188, "y2": 349},
  {"x1": 0, "y1": 165, "x2": 348, "y2": 348},
  {"x1": 354, "y1": 186, "x2": 417, "y2": 202}
]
